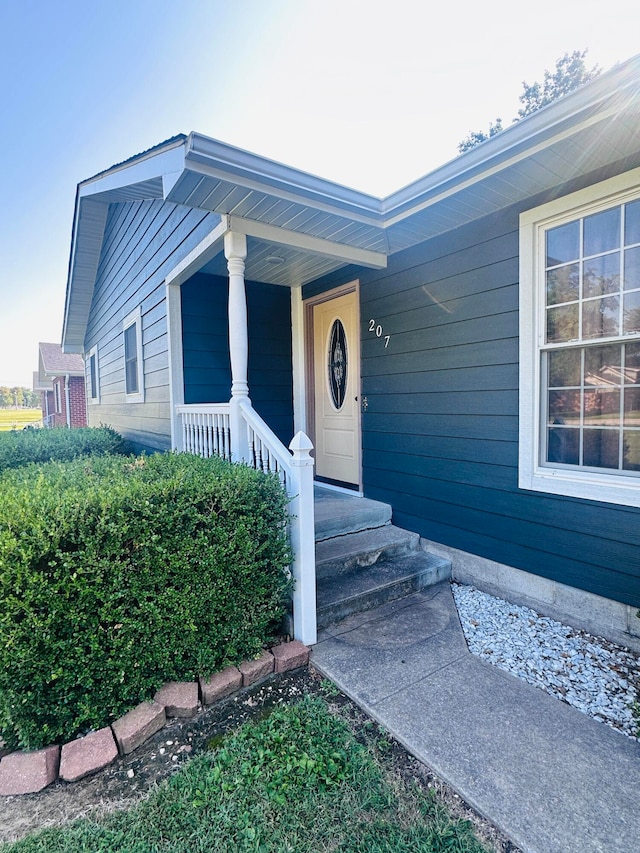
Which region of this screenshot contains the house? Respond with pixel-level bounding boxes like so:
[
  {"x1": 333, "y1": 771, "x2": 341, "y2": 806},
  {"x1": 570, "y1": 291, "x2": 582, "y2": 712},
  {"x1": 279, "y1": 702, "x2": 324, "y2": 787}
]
[
  {"x1": 61, "y1": 55, "x2": 640, "y2": 647},
  {"x1": 35, "y1": 342, "x2": 87, "y2": 428}
]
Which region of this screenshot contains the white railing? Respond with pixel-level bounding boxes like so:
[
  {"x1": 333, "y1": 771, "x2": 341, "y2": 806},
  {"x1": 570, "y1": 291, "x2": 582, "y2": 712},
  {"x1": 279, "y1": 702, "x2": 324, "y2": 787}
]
[
  {"x1": 175, "y1": 401, "x2": 316, "y2": 646},
  {"x1": 176, "y1": 404, "x2": 231, "y2": 460}
]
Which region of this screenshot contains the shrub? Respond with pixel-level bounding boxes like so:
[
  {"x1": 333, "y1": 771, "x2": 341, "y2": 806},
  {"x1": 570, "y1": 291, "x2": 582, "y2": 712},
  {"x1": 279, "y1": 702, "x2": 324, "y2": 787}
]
[
  {"x1": 0, "y1": 453, "x2": 292, "y2": 749},
  {"x1": 0, "y1": 425, "x2": 127, "y2": 473}
]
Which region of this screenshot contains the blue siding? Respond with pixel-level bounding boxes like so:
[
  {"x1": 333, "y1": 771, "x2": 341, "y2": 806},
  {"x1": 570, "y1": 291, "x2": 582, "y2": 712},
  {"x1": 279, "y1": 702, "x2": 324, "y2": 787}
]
[
  {"x1": 181, "y1": 273, "x2": 294, "y2": 446},
  {"x1": 84, "y1": 199, "x2": 218, "y2": 452},
  {"x1": 305, "y1": 200, "x2": 640, "y2": 608}
]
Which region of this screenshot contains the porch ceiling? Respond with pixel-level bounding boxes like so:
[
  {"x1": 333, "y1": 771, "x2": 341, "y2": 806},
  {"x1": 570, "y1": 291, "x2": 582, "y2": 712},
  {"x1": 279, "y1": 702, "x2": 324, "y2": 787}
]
[{"x1": 199, "y1": 236, "x2": 355, "y2": 287}]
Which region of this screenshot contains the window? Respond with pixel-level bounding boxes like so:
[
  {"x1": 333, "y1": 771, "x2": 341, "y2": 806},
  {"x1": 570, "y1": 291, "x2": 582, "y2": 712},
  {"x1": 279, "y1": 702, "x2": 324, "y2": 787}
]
[
  {"x1": 54, "y1": 380, "x2": 62, "y2": 414},
  {"x1": 519, "y1": 168, "x2": 640, "y2": 507},
  {"x1": 123, "y1": 308, "x2": 144, "y2": 403},
  {"x1": 87, "y1": 345, "x2": 100, "y2": 403}
]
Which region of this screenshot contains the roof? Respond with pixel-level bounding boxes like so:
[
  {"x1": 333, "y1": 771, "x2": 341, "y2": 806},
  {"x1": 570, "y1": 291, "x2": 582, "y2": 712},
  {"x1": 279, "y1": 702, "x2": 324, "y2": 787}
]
[
  {"x1": 62, "y1": 53, "x2": 640, "y2": 352},
  {"x1": 38, "y1": 342, "x2": 85, "y2": 378}
]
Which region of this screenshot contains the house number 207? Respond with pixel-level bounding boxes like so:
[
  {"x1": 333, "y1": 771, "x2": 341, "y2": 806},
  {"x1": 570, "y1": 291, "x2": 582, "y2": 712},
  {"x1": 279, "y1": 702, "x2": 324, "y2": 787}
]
[{"x1": 368, "y1": 318, "x2": 390, "y2": 348}]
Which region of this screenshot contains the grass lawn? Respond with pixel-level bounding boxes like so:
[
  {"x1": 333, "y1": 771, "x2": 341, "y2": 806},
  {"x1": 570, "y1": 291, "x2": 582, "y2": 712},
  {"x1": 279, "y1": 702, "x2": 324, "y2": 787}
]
[
  {"x1": 0, "y1": 409, "x2": 41, "y2": 431},
  {"x1": 0, "y1": 693, "x2": 491, "y2": 853}
]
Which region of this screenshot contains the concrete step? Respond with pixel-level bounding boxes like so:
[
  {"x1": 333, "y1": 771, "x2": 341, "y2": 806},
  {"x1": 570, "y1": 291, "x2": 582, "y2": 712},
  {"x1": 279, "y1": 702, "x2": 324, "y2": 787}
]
[
  {"x1": 316, "y1": 525, "x2": 420, "y2": 580},
  {"x1": 316, "y1": 552, "x2": 451, "y2": 629},
  {"x1": 314, "y1": 488, "x2": 392, "y2": 541}
]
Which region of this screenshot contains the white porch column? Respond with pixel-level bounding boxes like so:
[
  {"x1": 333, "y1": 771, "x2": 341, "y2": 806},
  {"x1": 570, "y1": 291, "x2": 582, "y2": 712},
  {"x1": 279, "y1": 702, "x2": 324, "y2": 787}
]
[
  {"x1": 225, "y1": 230, "x2": 251, "y2": 462},
  {"x1": 288, "y1": 431, "x2": 317, "y2": 645},
  {"x1": 166, "y1": 282, "x2": 185, "y2": 451}
]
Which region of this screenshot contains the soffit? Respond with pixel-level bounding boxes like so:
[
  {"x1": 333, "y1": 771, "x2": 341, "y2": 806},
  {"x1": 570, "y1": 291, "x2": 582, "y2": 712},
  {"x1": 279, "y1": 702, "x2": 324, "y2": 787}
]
[{"x1": 199, "y1": 237, "x2": 357, "y2": 287}]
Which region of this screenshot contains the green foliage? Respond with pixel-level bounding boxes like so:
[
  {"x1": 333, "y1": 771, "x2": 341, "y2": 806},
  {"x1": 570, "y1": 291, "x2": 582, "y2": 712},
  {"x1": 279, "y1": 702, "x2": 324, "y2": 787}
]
[
  {"x1": 2, "y1": 696, "x2": 490, "y2": 852},
  {"x1": 517, "y1": 50, "x2": 601, "y2": 119},
  {"x1": 0, "y1": 426, "x2": 127, "y2": 472},
  {"x1": 457, "y1": 118, "x2": 503, "y2": 155},
  {"x1": 458, "y1": 49, "x2": 601, "y2": 154},
  {"x1": 0, "y1": 453, "x2": 292, "y2": 749},
  {"x1": 0, "y1": 387, "x2": 39, "y2": 409}
]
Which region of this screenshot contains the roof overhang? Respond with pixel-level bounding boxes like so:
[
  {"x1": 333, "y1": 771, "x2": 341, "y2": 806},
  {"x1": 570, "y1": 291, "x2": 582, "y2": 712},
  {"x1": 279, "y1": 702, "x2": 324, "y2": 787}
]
[{"x1": 62, "y1": 53, "x2": 640, "y2": 352}]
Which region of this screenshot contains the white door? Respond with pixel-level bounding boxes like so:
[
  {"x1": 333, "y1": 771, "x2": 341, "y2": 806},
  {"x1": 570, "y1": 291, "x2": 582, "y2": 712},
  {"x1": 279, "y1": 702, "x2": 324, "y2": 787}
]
[{"x1": 312, "y1": 289, "x2": 361, "y2": 487}]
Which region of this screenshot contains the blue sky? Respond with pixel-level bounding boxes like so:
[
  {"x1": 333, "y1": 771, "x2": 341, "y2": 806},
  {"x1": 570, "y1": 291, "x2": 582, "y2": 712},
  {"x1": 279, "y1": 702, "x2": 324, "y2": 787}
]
[{"x1": 1, "y1": 0, "x2": 638, "y2": 387}]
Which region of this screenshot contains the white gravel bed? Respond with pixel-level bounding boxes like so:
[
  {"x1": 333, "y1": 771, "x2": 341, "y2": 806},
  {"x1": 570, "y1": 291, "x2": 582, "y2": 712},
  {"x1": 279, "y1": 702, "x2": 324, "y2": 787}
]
[{"x1": 451, "y1": 583, "x2": 640, "y2": 740}]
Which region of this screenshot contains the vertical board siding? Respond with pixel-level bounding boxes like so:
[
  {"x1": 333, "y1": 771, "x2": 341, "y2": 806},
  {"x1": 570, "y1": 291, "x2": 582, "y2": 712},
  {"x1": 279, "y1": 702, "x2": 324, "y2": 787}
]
[
  {"x1": 85, "y1": 200, "x2": 218, "y2": 452},
  {"x1": 307, "y1": 201, "x2": 640, "y2": 607},
  {"x1": 181, "y1": 272, "x2": 294, "y2": 446}
]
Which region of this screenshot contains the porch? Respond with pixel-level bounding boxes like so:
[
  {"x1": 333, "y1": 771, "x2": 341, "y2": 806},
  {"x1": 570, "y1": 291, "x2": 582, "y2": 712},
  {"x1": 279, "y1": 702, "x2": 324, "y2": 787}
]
[
  {"x1": 165, "y1": 225, "x2": 387, "y2": 647},
  {"x1": 174, "y1": 398, "x2": 450, "y2": 648}
]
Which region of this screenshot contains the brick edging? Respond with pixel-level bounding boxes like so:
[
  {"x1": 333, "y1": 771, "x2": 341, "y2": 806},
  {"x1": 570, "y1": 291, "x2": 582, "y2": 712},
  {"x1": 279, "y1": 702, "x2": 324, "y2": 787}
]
[{"x1": 0, "y1": 640, "x2": 310, "y2": 796}]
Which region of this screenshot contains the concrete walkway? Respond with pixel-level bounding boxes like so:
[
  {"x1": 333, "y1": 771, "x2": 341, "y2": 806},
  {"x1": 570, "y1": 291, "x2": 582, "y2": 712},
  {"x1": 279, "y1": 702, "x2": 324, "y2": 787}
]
[{"x1": 311, "y1": 582, "x2": 640, "y2": 853}]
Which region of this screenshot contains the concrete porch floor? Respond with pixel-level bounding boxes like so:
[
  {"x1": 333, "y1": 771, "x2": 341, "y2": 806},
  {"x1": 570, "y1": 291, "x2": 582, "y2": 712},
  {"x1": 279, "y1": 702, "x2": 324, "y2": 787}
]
[{"x1": 311, "y1": 581, "x2": 640, "y2": 853}]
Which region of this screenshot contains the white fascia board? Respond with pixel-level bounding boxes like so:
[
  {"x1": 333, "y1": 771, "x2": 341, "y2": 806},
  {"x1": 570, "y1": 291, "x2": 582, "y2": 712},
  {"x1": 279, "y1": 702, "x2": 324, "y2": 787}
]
[
  {"x1": 164, "y1": 216, "x2": 229, "y2": 287},
  {"x1": 228, "y1": 216, "x2": 387, "y2": 269},
  {"x1": 382, "y1": 54, "x2": 640, "y2": 226},
  {"x1": 184, "y1": 133, "x2": 383, "y2": 226},
  {"x1": 78, "y1": 143, "x2": 186, "y2": 200},
  {"x1": 62, "y1": 196, "x2": 108, "y2": 352}
]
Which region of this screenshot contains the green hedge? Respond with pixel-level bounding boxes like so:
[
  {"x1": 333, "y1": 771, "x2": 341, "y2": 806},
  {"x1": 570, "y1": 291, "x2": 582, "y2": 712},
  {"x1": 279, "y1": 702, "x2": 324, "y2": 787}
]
[
  {"x1": 0, "y1": 426, "x2": 127, "y2": 473},
  {"x1": 0, "y1": 453, "x2": 292, "y2": 750}
]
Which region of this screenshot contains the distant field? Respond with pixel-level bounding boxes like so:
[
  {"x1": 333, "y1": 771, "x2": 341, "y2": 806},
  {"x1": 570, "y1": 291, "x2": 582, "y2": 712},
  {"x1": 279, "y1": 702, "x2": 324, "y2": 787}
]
[{"x1": 0, "y1": 408, "x2": 42, "y2": 431}]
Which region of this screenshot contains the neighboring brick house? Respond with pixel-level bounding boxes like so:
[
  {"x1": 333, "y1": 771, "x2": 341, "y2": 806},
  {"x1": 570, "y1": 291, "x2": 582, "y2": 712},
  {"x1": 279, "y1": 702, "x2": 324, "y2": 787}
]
[{"x1": 36, "y1": 343, "x2": 87, "y2": 428}]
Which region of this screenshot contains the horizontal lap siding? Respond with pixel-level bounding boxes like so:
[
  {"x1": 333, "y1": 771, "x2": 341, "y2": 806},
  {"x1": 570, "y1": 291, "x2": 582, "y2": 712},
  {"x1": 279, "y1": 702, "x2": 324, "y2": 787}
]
[
  {"x1": 181, "y1": 273, "x2": 294, "y2": 446},
  {"x1": 308, "y1": 202, "x2": 640, "y2": 607},
  {"x1": 85, "y1": 200, "x2": 217, "y2": 452}
]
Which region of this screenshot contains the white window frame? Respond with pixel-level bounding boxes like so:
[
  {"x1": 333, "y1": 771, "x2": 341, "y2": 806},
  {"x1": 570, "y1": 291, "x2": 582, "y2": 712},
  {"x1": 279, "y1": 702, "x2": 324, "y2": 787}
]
[
  {"x1": 87, "y1": 344, "x2": 100, "y2": 404},
  {"x1": 519, "y1": 167, "x2": 640, "y2": 508},
  {"x1": 123, "y1": 307, "x2": 144, "y2": 403}
]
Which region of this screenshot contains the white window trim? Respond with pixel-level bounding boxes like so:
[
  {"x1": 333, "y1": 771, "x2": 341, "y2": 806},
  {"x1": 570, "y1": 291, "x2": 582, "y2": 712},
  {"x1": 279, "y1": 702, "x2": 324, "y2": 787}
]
[
  {"x1": 519, "y1": 166, "x2": 640, "y2": 508},
  {"x1": 123, "y1": 307, "x2": 145, "y2": 403},
  {"x1": 54, "y1": 380, "x2": 62, "y2": 414},
  {"x1": 87, "y1": 344, "x2": 100, "y2": 404}
]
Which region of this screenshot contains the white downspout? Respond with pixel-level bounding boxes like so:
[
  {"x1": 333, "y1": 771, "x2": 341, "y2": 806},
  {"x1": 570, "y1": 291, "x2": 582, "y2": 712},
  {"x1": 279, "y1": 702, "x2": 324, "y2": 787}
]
[{"x1": 64, "y1": 374, "x2": 71, "y2": 428}]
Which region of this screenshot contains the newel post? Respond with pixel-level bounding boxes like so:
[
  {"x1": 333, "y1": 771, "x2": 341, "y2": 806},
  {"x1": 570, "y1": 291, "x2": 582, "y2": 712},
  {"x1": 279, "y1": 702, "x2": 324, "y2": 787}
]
[
  {"x1": 225, "y1": 231, "x2": 251, "y2": 463},
  {"x1": 288, "y1": 431, "x2": 317, "y2": 645}
]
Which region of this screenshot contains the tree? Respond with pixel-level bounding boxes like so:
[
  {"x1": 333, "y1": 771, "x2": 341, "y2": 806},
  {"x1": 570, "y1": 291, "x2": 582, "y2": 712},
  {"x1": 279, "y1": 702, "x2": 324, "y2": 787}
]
[
  {"x1": 457, "y1": 50, "x2": 601, "y2": 154},
  {"x1": 458, "y1": 118, "x2": 504, "y2": 155}
]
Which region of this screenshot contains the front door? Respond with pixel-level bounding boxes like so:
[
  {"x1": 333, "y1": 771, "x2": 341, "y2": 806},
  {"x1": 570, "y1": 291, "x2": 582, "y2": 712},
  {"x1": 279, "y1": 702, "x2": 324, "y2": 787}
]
[{"x1": 310, "y1": 287, "x2": 361, "y2": 487}]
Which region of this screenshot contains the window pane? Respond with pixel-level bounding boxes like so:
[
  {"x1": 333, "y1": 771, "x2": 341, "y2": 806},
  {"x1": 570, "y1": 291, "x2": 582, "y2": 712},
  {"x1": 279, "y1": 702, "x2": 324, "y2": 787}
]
[
  {"x1": 624, "y1": 388, "x2": 640, "y2": 426},
  {"x1": 546, "y1": 264, "x2": 579, "y2": 305},
  {"x1": 584, "y1": 344, "x2": 620, "y2": 386},
  {"x1": 583, "y1": 429, "x2": 619, "y2": 469},
  {"x1": 124, "y1": 324, "x2": 138, "y2": 394},
  {"x1": 583, "y1": 252, "x2": 620, "y2": 298},
  {"x1": 548, "y1": 349, "x2": 581, "y2": 387},
  {"x1": 625, "y1": 342, "x2": 640, "y2": 383},
  {"x1": 583, "y1": 389, "x2": 620, "y2": 426},
  {"x1": 584, "y1": 207, "x2": 620, "y2": 256},
  {"x1": 623, "y1": 431, "x2": 640, "y2": 470},
  {"x1": 124, "y1": 324, "x2": 137, "y2": 360},
  {"x1": 90, "y1": 354, "x2": 97, "y2": 399},
  {"x1": 625, "y1": 199, "x2": 640, "y2": 246},
  {"x1": 624, "y1": 246, "x2": 640, "y2": 291},
  {"x1": 546, "y1": 221, "x2": 579, "y2": 266},
  {"x1": 125, "y1": 360, "x2": 138, "y2": 394},
  {"x1": 547, "y1": 303, "x2": 578, "y2": 342},
  {"x1": 547, "y1": 427, "x2": 579, "y2": 464},
  {"x1": 582, "y1": 296, "x2": 619, "y2": 339},
  {"x1": 623, "y1": 291, "x2": 640, "y2": 335},
  {"x1": 549, "y1": 389, "x2": 581, "y2": 424}
]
